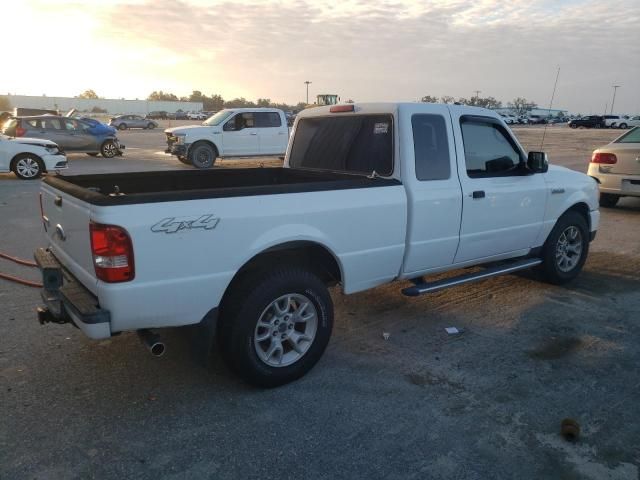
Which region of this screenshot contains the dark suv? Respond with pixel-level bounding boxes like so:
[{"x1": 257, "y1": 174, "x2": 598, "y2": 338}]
[{"x1": 568, "y1": 116, "x2": 605, "y2": 129}]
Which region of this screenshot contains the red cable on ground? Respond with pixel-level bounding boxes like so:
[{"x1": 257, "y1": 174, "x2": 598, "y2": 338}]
[
  {"x1": 0, "y1": 272, "x2": 43, "y2": 288},
  {"x1": 0, "y1": 251, "x2": 38, "y2": 267}
]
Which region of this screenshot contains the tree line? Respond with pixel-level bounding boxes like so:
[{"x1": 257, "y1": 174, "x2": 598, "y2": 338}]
[
  {"x1": 147, "y1": 90, "x2": 306, "y2": 112},
  {"x1": 420, "y1": 95, "x2": 538, "y2": 115}
]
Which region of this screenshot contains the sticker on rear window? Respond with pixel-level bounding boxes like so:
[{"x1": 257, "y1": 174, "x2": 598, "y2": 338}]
[{"x1": 374, "y1": 122, "x2": 388, "y2": 134}]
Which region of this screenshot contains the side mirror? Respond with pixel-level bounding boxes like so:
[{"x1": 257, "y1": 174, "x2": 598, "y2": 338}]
[{"x1": 527, "y1": 151, "x2": 548, "y2": 173}]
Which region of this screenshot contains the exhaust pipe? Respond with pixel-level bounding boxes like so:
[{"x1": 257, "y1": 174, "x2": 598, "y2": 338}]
[{"x1": 137, "y1": 329, "x2": 165, "y2": 357}]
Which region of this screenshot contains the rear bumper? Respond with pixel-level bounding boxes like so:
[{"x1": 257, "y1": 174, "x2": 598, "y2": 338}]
[
  {"x1": 34, "y1": 248, "x2": 111, "y2": 339},
  {"x1": 588, "y1": 165, "x2": 640, "y2": 197}
]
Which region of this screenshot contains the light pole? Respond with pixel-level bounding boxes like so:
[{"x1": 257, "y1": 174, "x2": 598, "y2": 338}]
[
  {"x1": 610, "y1": 85, "x2": 620, "y2": 115},
  {"x1": 304, "y1": 81, "x2": 312, "y2": 104}
]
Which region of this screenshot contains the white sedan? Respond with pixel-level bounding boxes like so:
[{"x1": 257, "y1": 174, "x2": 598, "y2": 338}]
[{"x1": 0, "y1": 135, "x2": 68, "y2": 179}]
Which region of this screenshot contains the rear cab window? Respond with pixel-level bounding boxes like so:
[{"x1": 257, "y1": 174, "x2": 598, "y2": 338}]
[
  {"x1": 412, "y1": 114, "x2": 450, "y2": 181},
  {"x1": 289, "y1": 114, "x2": 393, "y2": 176}
]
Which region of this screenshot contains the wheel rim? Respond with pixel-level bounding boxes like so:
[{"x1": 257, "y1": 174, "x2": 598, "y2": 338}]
[
  {"x1": 16, "y1": 157, "x2": 40, "y2": 178},
  {"x1": 253, "y1": 293, "x2": 318, "y2": 367},
  {"x1": 195, "y1": 148, "x2": 213, "y2": 167},
  {"x1": 556, "y1": 226, "x2": 583, "y2": 272},
  {"x1": 103, "y1": 142, "x2": 116, "y2": 157}
]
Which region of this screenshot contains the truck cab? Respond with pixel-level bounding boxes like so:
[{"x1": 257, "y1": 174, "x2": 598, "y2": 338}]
[{"x1": 165, "y1": 108, "x2": 289, "y2": 168}]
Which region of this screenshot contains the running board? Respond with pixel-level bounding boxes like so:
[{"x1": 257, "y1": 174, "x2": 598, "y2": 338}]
[{"x1": 402, "y1": 258, "x2": 543, "y2": 297}]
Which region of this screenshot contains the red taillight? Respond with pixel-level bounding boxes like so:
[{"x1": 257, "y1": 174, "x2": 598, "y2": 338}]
[
  {"x1": 16, "y1": 126, "x2": 26, "y2": 137},
  {"x1": 89, "y1": 222, "x2": 135, "y2": 283},
  {"x1": 329, "y1": 104, "x2": 355, "y2": 113},
  {"x1": 592, "y1": 152, "x2": 617, "y2": 164}
]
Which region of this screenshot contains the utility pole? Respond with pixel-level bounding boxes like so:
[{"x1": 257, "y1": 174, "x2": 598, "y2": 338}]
[
  {"x1": 473, "y1": 90, "x2": 481, "y2": 99},
  {"x1": 304, "y1": 81, "x2": 312, "y2": 105},
  {"x1": 610, "y1": 85, "x2": 620, "y2": 114}
]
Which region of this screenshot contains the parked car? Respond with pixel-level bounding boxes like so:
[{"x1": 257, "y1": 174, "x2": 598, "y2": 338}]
[
  {"x1": 527, "y1": 115, "x2": 547, "y2": 125},
  {"x1": 626, "y1": 116, "x2": 640, "y2": 128},
  {"x1": 34, "y1": 102, "x2": 599, "y2": 387},
  {"x1": 1, "y1": 116, "x2": 124, "y2": 158},
  {"x1": 568, "y1": 116, "x2": 605, "y2": 129},
  {"x1": 499, "y1": 113, "x2": 515, "y2": 124},
  {"x1": 147, "y1": 111, "x2": 168, "y2": 120},
  {"x1": 165, "y1": 108, "x2": 289, "y2": 167},
  {"x1": 587, "y1": 126, "x2": 640, "y2": 207},
  {"x1": 517, "y1": 116, "x2": 529, "y2": 124},
  {"x1": 0, "y1": 133, "x2": 67, "y2": 179},
  {"x1": 167, "y1": 111, "x2": 188, "y2": 120},
  {"x1": 187, "y1": 112, "x2": 207, "y2": 120},
  {"x1": 109, "y1": 115, "x2": 158, "y2": 130},
  {"x1": 603, "y1": 115, "x2": 625, "y2": 128}
]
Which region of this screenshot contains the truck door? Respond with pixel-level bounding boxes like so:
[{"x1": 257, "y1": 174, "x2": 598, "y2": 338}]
[
  {"x1": 450, "y1": 112, "x2": 546, "y2": 263},
  {"x1": 256, "y1": 112, "x2": 288, "y2": 155},
  {"x1": 221, "y1": 112, "x2": 259, "y2": 156},
  {"x1": 401, "y1": 104, "x2": 463, "y2": 274}
]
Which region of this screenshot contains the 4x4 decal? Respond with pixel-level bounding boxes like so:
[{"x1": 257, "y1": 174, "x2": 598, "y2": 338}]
[{"x1": 151, "y1": 214, "x2": 219, "y2": 234}]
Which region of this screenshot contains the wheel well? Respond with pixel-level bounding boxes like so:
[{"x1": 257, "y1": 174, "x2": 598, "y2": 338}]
[
  {"x1": 565, "y1": 202, "x2": 591, "y2": 231},
  {"x1": 188, "y1": 140, "x2": 219, "y2": 157},
  {"x1": 220, "y1": 241, "x2": 342, "y2": 306},
  {"x1": 10, "y1": 152, "x2": 44, "y2": 171}
]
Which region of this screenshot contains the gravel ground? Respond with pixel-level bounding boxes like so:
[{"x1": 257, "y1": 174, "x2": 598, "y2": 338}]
[{"x1": 1, "y1": 125, "x2": 639, "y2": 479}]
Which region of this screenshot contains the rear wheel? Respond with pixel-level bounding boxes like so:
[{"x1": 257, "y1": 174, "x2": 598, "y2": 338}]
[
  {"x1": 146, "y1": 123, "x2": 155, "y2": 129},
  {"x1": 599, "y1": 193, "x2": 620, "y2": 208},
  {"x1": 189, "y1": 142, "x2": 217, "y2": 169},
  {"x1": 101, "y1": 140, "x2": 119, "y2": 158},
  {"x1": 619, "y1": 123, "x2": 627, "y2": 129},
  {"x1": 218, "y1": 267, "x2": 333, "y2": 387},
  {"x1": 540, "y1": 211, "x2": 589, "y2": 285},
  {"x1": 570, "y1": 124, "x2": 577, "y2": 129},
  {"x1": 118, "y1": 123, "x2": 127, "y2": 130},
  {"x1": 12, "y1": 154, "x2": 44, "y2": 180}
]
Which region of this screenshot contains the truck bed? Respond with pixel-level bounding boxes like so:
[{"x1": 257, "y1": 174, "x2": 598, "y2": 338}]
[{"x1": 43, "y1": 167, "x2": 400, "y2": 206}]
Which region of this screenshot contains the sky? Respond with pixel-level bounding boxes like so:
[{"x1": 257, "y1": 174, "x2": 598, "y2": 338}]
[{"x1": 4, "y1": 0, "x2": 640, "y2": 113}]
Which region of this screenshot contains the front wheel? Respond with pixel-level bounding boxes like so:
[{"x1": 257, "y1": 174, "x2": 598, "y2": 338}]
[
  {"x1": 101, "y1": 140, "x2": 119, "y2": 158},
  {"x1": 540, "y1": 211, "x2": 589, "y2": 285},
  {"x1": 189, "y1": 142, "x2": 217, "y2": 168},
  {"x1": 619, "y1": 123, "x2": 627, "y2": 129},
  {"x1": 12, "y1": 154, "x2": 44, "y2": 180},
  {"x1": 118, "y1": 124, "x2": 127, "y2": 130},
  {"x1": 570, "y1": 124, "x2": 577, "y2": 129},
  {"x1": 599, "y1": 193, "x2": 620, "y2": 208},
  {"x1": 218, "y1": 267, "x2": 334, "y2": 387},
  {"x1": 146, "y1": 123, "x2": 156, "y2": 129}
]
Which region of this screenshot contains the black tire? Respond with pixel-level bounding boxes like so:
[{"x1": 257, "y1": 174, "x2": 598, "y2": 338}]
[
  {"x1": 118, "y1": 123, "x2": 127, "y2": 130},
  {"x1": 11, "y1": 153, "x2": 44, "y2": 180},
  {"x1": 599, "y1": 193, "x2": 620, "y2": 208},
  {"x1": 188, "y1": 142, "x2": 217, "y2": 168},
  {"x1": 101, "y1": 140, "x2": 119, "y2": 158},
  {"x1": 595, "y1": 124, "x2": 601, "y2": 129},
  {"x1": 570, "y1": 124, "x2": 577, "y2": 129},
  {"x1": 86, "y1": 152, "x2": 99, "y2": 157},
  {"x1": 146, "y1": 123, "x2": 156, "y2": 130},
  {"x1": 619, "y1": 123, "x2": 627, "y2": 129},
  {"x1": 540, "y1": 211, "x2": 589, "y2": 285},
  {"x1": 177, "y1": 155, "x2": 190, "y2": 164},
  {"x1": 218, "y1": 266, "x2": 334, "y2": 388}
]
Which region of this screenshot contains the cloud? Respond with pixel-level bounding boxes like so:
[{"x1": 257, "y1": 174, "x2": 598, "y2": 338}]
[{"x1": 9, "y1": 0, "x2": 640, "y2": 112}]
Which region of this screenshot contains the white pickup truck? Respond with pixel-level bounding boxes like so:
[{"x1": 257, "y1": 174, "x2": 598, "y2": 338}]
[
  {"x1": 165, "y1": 108, "x2": 289, "y2": 168},
  {"x1": 35, "y1": 102, "x2": 599, "y2": 387}
]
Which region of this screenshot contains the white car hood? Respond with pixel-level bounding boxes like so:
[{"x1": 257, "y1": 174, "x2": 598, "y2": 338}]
[
  {"x1": 165, "y1": 125, "x2": 216, "y2": 135},
  {"x1": 11, "y1": 137, "x2": 58, "y2": 147}
]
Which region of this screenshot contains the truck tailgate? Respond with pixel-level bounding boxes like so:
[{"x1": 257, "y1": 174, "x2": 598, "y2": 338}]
[{"x1": 41, "y1": 183, "x2": 97, "y2": 295}]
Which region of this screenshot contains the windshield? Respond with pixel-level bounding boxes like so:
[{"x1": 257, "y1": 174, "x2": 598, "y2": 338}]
[
  {"x1": 615, "y1": 127, "x2": 640, "y2": 144},
  {"x1": 203, "y1": 110, "x2": 234, "y2": 126}
]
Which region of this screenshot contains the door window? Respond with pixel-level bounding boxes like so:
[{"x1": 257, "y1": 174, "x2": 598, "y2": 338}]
[
  {"x1": 224, "y1": 113, "x2": 255, "y2": 131},
  {"x1": 412, "y1": 114, "x2": 450, "y2": 181},
  {"x1": 64, "y1": 119, "x2": 85, "y2": 131},
  {"x1": 255, "y1": 112, "x2": 282, "y2": 128},
  {"x1": 460, "y1": 118, "x2": 524, "y2": 178},
  {"x1": 43, "y1": 118, "x2": 63, "y2": 130}
]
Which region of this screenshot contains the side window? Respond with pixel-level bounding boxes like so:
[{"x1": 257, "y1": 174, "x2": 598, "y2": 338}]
[
  {"x1": 26, "y1": 119, "x2": 42, "y2": 129},
  {"x1": 412, "y1": 114, "x2": 451, "y2": 181},
  {"x1": 460, "y1": 119, "x2": 523, "y2": 178},
  {"x1": 242, "y1": 113, "x2": 255, "y2": 128},
  {"x1": 255, "y1": 112, "x2": 282, "y2": 128},
  {"x1": 64, "y1": 119, "x2": 84, "y2": 131},
  {"x1": 43, "y1": 119, "x2": 62, "y2": 130}
]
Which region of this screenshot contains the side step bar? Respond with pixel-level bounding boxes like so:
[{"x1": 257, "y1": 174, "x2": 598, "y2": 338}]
[{"x1": 402, "y1": 258, "x2": 543, "y2": 297}]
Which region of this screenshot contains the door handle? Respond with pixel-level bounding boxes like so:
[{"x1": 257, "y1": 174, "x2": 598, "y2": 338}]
[
  {"x1": 471, "y1": 190, "x2": 485, "y2": 199},
  {"x1": 250, "y1": 132, "x2": 258, "y2": 135}
]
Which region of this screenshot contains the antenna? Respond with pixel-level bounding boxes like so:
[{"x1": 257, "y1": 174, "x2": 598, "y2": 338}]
[{"x1": 540, "y1": 66, "x2": 560, "y2": 150}]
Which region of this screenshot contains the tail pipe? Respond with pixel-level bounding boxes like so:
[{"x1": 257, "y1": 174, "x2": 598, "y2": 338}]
[{"x1": 137, "y1": 329, "x2": 165, "y2": 357}]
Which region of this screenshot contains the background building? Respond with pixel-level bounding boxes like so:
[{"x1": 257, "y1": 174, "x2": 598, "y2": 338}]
[{"x1": 3, "y1": 94, "x2": 202, "y2": 115}]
